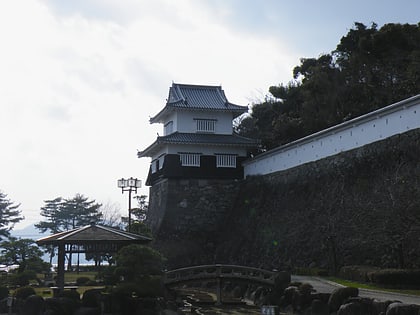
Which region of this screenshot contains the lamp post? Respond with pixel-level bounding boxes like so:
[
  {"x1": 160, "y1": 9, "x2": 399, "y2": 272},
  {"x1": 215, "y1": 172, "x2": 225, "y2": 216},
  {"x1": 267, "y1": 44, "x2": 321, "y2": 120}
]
[{"x1": 117, "y1": 177, "x2": 141, "y2": 232}]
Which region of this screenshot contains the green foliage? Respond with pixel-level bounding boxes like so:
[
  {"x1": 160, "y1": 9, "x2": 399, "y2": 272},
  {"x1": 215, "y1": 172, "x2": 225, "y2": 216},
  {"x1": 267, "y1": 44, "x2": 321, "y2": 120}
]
[
  {"x1": 82, "y1": 288, "x2": 102, "y2": 307},
  {"x1": 370, "y1": 269, "x2": 420, "y2": 286},
  {"x1": 115, "y1": 245, "x2": 165, "y2": 280},
  {"x1": 36, "y1": 194, "x2": 102, "y2": 234},
  {"x1": 35, "y1": 197, "x2": 63, "y2": 234},
  {"x1": 112, "y1": 276, "x2": 164, "y2": 298},
  {"x1": 14, "y1": 286, "x2": 36, "y2": 300},
  {"x1": 60, "y1": 194, "x2": 102, "y2": 230},
  {"x1": 58, "y1": 289, "x2": 81, "y2": 302},
  {"x1": 129, "y1": 222, "x2": 152, "y2": 237},
  {"x1": 0, "y1": 191, "x2": 23, "y2": 239},
  {"x1": 97, "y1": 265, "x2": 119, "y2": 285},
  {"x1": 238, "y1": 22, "x2": 420, "y2": 150},
  {"x1": 339, "y1": 265, "x2": 380, "y2": 283},
  {"x1": 75, "y1": 276, "x2": 91, "y2": 286},
  {"x1": 36, "y1": 194, "x2": 103, "y2": 268},
  {"x1": 132, "y1": 195, "x2": 149, "y2": 222},
  {"x1": 294, "y1": 267, "x2": 329, "y2": 277},
  {"x1": 0, "y1": 286, "x2": 8, "y2": 300},
  {"x1": 0, "y1": 237, "x2": 46, "y2": 271},
  {"x1": 24, "y1": 256, "x2": 51, "y2": 274},
  {"x1": 9, "y1": 270, "x2": 37, "y2": 286}
]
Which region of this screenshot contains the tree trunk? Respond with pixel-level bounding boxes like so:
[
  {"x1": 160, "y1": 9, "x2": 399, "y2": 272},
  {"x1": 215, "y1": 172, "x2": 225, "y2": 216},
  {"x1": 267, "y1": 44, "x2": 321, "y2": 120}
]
[{"x1": 397, "y1": 242, "x2": 405, "y2": 269}]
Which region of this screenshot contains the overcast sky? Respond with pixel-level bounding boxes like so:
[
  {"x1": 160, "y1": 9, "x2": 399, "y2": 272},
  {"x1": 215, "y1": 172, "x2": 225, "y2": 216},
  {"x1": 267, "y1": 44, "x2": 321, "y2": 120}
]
[{"x1": 1, "y1": 0, "x2": 419, "y2": 230}]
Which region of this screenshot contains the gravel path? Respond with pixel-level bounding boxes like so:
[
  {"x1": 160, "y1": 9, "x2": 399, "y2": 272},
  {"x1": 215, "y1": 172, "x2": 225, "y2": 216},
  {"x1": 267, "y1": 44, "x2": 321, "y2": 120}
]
[{"x1": 292, "y1": 275, "x2": 420, "y2": 305}]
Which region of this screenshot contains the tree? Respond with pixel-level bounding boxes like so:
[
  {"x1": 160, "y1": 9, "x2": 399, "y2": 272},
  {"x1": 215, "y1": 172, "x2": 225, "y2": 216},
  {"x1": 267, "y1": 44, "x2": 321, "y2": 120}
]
[
  {"x1": 100, "y1": 201, "x2": 123, "y2": 228},
  {"x1": 238, "y1": 22, "x2": 420, "y2": 150},
  {"x1": 59, "y1": 194, "x2": 102, "y2": 230},
  {"x1": 35, "y1": 197, "x2": 63, "y2": 234},
  {"x1": 36, "y1": 194, "x2": 102, "y2": 269},
  {"x1": 129, "y1": 222, "x2": 152, "y2": 237},
  {"x1": 0, "y1": 237, "x2": 49, "y2": 273},
  {"x1": 60, "y1": 194, "x2": 102, "y2": 270},
  {"x1": 0, "y1": 191, "x2": 23, "y2": 239},
  {"x1": 36, "y1": 194, "x2": 102, "y2": 233},
  {"x1": 115, "y1": 245, "x2": 165, "y2": 280},
  {"x1": 121, "y1": 195, "x2": 149, "y2": 231},
  {"x1": 131, "y1": 195, "x2": 148, "y2": 222}
]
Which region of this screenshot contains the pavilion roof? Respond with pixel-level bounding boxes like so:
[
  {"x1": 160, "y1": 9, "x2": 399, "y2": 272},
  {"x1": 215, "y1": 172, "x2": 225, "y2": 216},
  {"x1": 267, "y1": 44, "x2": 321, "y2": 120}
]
[{"x1": 36, "y1": 223, "x2": 152, "y2": 246}]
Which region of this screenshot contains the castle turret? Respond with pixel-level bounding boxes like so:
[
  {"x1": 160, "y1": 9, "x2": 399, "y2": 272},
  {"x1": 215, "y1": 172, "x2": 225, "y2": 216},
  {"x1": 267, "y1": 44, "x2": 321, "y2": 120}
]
[
  {"x1": 137, "y1": 83, "x2": 259, "y2": 266},
  {"x1": 138, "y1": 83, "x2": 259, "y2": 185}
]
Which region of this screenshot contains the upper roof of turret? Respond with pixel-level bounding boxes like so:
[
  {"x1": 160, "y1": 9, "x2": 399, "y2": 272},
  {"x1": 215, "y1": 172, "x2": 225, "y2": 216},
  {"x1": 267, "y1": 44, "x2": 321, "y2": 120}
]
[{"x1": 150, "y1": 83, "x2": 248, "y2": 123}]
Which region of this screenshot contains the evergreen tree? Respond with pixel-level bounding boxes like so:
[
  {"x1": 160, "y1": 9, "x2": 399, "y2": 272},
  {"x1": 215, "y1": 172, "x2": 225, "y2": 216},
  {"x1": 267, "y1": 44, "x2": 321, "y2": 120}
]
[
  {"x1": 59, "y1": 194, "x2": 102, "y2": 230},
  {"x1": 35, "y1": 197, "x2": 63, "y2": 234},
  {"x1": 36, "y1": 194, "x2": 102, "y2": 269},
  {"x1": 0, "y1": 191, "x2": 23, "y2": 239},
  {"x1": 238, "y1": 22, "x2": 420, "y2": 150},
  {"x1": 0, "y1": 237, "x2": 45, "y2": 269}
]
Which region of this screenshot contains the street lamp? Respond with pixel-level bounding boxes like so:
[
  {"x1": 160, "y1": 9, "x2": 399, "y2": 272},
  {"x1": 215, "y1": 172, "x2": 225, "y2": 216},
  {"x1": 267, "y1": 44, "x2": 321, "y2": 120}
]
[{"x1": 117, "y1": 177, "x2": 141, "y2": 232}]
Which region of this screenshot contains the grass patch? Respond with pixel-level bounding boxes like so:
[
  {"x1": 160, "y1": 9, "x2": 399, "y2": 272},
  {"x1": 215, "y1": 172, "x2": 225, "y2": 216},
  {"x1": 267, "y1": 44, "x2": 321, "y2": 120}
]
[{"x1": 325, "y1": 277, "x2": 420, "y2": 296}]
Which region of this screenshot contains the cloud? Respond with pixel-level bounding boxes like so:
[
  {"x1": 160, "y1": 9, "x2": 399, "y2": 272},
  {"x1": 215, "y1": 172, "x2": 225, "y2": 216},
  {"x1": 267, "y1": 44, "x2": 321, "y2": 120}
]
[{"x1": 0, "y1": 0, "x2": 302, "y2": 228}]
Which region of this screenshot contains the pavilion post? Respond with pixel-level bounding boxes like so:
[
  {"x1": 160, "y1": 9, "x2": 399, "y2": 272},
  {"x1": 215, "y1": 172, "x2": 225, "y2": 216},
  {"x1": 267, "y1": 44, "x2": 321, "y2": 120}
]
[{"x1": 57, "y1": 243, "x2": 65, "y2": 293}]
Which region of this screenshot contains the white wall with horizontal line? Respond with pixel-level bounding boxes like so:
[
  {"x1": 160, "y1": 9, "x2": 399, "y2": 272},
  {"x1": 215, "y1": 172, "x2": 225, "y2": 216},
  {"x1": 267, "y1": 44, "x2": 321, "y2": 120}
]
[{"x1": 244, "y1": 95, "x2": 420, "y2": 177}]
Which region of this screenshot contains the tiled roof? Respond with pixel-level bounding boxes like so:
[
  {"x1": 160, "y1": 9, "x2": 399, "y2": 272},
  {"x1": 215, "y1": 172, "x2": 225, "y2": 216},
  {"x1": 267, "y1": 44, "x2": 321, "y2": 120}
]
[
  {"x1": 138, "y1": 132, "x2": 260, "y2": 157},
  {"x1": 36, "y1": 223, "x2": 152, "y2": 244},
  {"x1": 150, "y1": 83, "x2": 248, "y2": 123}
]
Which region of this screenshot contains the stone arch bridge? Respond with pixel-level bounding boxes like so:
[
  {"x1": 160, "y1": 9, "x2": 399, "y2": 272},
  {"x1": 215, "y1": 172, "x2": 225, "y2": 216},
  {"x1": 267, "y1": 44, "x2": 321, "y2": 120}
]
[{"x1": 163, "y1": 264, "x2": 285, "y2": 304}]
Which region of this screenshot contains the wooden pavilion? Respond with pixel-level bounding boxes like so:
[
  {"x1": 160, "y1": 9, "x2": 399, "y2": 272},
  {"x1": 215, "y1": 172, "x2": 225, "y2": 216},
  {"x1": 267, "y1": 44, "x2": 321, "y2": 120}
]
[{"x1": 36, "y1": 222, "x2": 152, "y2": 292}]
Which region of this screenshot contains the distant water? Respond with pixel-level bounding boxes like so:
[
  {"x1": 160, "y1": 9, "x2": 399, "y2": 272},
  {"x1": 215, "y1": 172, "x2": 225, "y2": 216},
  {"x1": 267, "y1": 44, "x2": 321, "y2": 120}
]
[{"x1": 11, "y1": 224, "x2": 91, "y2": 265}]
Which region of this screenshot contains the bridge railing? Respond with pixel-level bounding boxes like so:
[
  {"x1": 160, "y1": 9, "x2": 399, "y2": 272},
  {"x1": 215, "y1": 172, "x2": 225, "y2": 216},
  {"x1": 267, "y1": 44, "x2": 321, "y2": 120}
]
[{"x1": 163, "y1": 264, "x2": 278, "y2": 286}]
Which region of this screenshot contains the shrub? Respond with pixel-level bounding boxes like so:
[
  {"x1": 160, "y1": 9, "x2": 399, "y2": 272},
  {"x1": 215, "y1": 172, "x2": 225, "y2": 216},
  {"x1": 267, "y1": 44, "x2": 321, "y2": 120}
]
[
  {"x1": 0, "y1": 286, "x2": 8, "y2": 300},
  {"x1": 82, "y1": 288, "x2": 102, "y2": 307},
  {"x1": 76, "y1": 276, "x2": 91, "y2": 286},
  {"x1": 14, "y1": 286, "x2": 36, "y2": 300},
  {"x1": 339, "y1": 265, "x2": 380, "y2": 283},
  {"x1": 294, "y1": 267, "x2": 329, "y2": 276},
  {"x1": 115, "y1": 245, "x2": 166, "y2": 279},
  {"x1": 86, "y1": 279, "x2": 97, "y2": 286},
  {"x1": 58, "y1": 289, "x2": 81, "y2": 302},
  {"x1": 113, "y1": 276, "x2": 164, "y2": 298},
  {"x1": 369, "y1": 269, "x2": 420, "y2": 286},
  {"x1": 97, "y1": 265, "x2": 119, "y2": 285},
  {"x1": 9, "y1": 270, "x2": 37, "y2": 286}
]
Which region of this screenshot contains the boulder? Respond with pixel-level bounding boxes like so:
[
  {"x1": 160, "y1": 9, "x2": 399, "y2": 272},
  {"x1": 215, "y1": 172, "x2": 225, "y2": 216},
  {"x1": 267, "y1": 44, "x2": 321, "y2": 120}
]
[
  {"x1": 328, "y1": 287, "x2": 359, "y2": 313},
  {"x1": 274, "y1": 271, "x2": 291, "y2": 293},
  {"x1": 337, "y1": 298, "x2": 373, "y2": 315},
  {"x1": 20, "y1": 295, "x2": 45, "y2": 315},
  {"x1": 337, "y1": 302, "x2": 365, "y2": 315},
  {"x1": 283, "y1": 286, "x2": 299, "y2": 306},
  {"x1": 372, "y1": 299, "x2": 397, "y2": 315},
  {"x1": 311, "y1": 299, "x2": 329, "y2": 315},
  {"x1": 385, "y1": 302, "x2": 420, "y2": 315}
]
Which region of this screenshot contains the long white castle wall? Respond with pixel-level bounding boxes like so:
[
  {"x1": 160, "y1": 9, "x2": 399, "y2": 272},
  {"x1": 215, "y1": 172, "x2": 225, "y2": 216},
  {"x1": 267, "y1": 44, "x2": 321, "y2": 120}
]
[{"x1": 244, "y1": 94, "x2": 420, "y2": 177}]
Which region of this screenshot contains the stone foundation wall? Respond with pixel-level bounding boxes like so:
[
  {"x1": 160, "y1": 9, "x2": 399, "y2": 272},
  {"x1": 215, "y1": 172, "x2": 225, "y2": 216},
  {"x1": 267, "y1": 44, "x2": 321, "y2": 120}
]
[
  {"x1": 146, "y1": 178, "x2": 241, "y2": 268},
  {"x1": 148, "y1": 128, "x2": 420, "y2": 271}
]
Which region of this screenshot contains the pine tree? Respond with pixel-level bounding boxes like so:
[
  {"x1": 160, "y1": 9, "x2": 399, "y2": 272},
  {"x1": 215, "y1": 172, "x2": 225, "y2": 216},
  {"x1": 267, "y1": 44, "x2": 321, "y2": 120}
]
[{"x1": 0, "y1": 191, "x2": 23, "y2": 239}]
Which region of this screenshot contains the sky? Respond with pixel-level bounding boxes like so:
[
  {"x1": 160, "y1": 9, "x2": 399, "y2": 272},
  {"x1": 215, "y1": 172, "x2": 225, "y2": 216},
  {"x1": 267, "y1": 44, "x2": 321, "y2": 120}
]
[{"x1": 1, "y1": 0, "x2": 419, "y2": 231}]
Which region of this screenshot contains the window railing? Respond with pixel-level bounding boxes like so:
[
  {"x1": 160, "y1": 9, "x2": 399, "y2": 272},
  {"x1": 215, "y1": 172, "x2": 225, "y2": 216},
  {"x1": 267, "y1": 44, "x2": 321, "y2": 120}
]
[
  {"x1": 216, "y1": 154, "x2": 237, "y2": 168},
  {"x1": 179, "y1": 153, "x2": 201, "y2": 167},
  {"x1": 195, "y1": 119, "x2": 216, "y2": 133}
]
